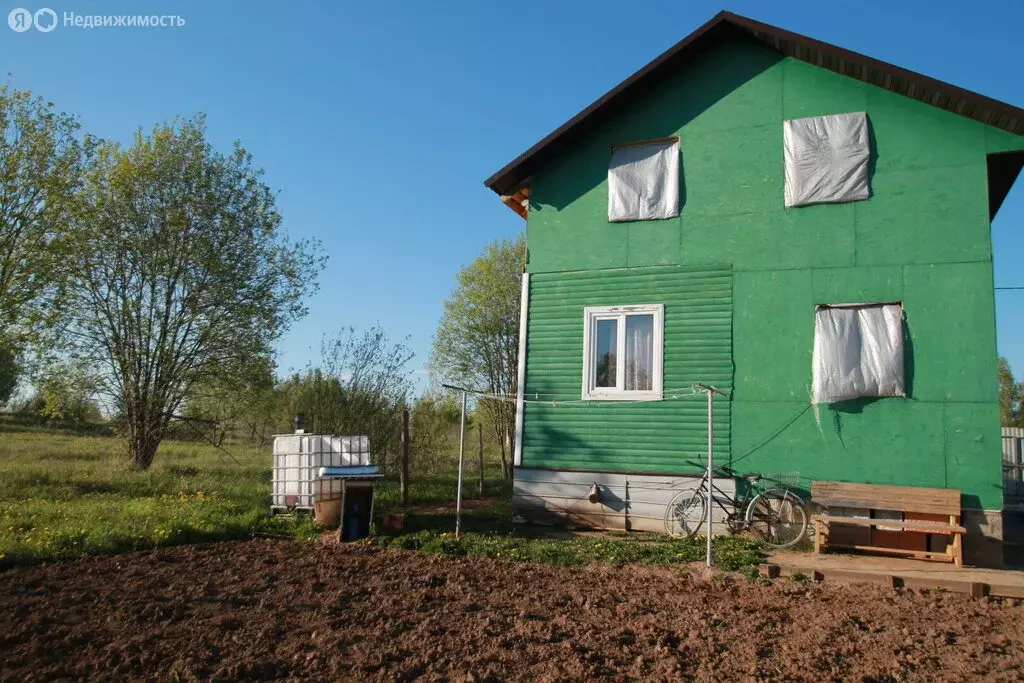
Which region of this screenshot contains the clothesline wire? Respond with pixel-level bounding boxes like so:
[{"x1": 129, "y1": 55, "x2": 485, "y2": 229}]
[
  {"x1": 442, "y1": 384, "x2": 722, "y2": 406},
  {"x1": 443, "y1": 384, "x2": 820, "y2": 462}
]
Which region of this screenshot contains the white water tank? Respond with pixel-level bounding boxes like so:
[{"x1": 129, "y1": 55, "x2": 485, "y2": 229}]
[{"x1": 271, "y1": 433, "x2": 370, "y2": 511}]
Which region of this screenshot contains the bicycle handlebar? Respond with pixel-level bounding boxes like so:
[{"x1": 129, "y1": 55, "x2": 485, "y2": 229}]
[{"x1": 684, "y1": 459, "x2": 738, "y2": 476}]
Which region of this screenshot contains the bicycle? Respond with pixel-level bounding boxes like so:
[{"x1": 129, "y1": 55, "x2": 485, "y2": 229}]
[{"x1": 663, "y1": 460, "x2": 809, "y2": 548}]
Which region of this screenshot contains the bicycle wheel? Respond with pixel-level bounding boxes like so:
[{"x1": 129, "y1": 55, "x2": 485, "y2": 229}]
[
  {"x1": 745, "y1": 489, "x2": 808, "y2": 548},
  {"x1": 664, "y1": 489, "x2": 707, "y2": 537}
]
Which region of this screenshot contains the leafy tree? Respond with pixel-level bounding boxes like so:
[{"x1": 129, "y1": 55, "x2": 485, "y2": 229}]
[
  {"x1": 408, "y1": 394, "x2": 463, "y2": 474},
  {"x1": 0, "y1": 337, "x2": 21, "y2": 405},
  {"x1": 18, "y1": 361, "x2": 102, "y2": 425},
  {"x1": 59, "y1": 116, "x2": 323, "y2": 468},
  {"x1": 999, "y1": 356, "x2": 1024, "y2": 428},
  {"x1": 281, "y1": 325, "x2": 414, "y2": 472},
  {"x1": 181, "y1": 355, "x2": 277, "y2": 446},
  {"x1": 431, "y1": 234, "x2": 525, "y2": 479},
  {"x1": 237, "y1": 381, "x2": 291, "y2": 447},
  {"x1": 0, "y1": 87, "x2": 90, "y2": 349}
]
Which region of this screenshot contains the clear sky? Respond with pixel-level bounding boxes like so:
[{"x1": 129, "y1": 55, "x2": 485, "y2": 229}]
[{"x1": 2, "y1": 0, "x2": 1022, "y2": 387}]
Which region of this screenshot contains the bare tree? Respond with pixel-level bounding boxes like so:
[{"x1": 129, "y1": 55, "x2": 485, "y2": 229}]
[
  {"x1": 283, "y1": 325, "x2": 414, "y2": 472},
  {"x1": 61, "y1": 116, "x2": 323, "y2": 467}
]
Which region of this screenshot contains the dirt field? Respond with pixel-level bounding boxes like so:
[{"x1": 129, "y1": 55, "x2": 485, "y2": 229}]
[{"x1": 2, "y1": 540, "x2": 1023, "y2": 681}]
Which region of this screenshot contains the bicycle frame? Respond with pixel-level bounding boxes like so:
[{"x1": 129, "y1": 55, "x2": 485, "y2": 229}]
[
  {"x1": 665, "y1": 462, "x2": 809, "y2": 547},
  {"x1": 690, "y1": 469, "x2": 781, "y2": 528}
]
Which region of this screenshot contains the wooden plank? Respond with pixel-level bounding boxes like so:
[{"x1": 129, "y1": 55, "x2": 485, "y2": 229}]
[
  {"x1": 834, "y1": 544, "x2": 957, "y2": 563},
  {"x1": 811, "y1": 516, "x2": 966, "y2": 534},
  {"x1": 908, "y1": 511, "x2": 949, "y2": 554},
  {"x1": 894, "y1": 576, "x2": 986, "y2": 595},
  {"x1": 806, "y1": 481, "x2": 958, "y2": 511},
  {"x1": 989, "y1": 583, "x2": 1024, "y2": 599},
  {"x1": 802, "y1": 568, "x2": 896, "y2": 587},
  {"x1": 813, "y1": 486, "x2": 960, "y2": 513},
  {"x1": 811, "y1": 481, "x2": 960, "y2": 515},
  {"x1": 873, "y1": 510, "x2": 926, "y2": 553}
]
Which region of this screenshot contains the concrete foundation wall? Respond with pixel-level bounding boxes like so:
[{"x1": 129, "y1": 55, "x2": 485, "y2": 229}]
[
  {"x1": 514, "y1": 467, "x2": 735, "y2": 534},
  {"x1": 963, "y1": 508, "x2": 1004, "y2": 568}
]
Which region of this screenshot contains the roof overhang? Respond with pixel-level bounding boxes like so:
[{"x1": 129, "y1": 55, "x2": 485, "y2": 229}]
[
  {"x1": 988, "y1": 152, "x2": 1024, "y2": 220},
  {"x1": 484, "y1": 10, "x2": 1024, "y2": 217},
  {"x1": 501, "y1": 186, "x2": 530, "y2": 220}
]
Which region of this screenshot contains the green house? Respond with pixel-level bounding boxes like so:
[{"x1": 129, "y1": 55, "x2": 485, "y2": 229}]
[{"x1": 484, "y1": 12, "x2": 1024, "y2": 566}]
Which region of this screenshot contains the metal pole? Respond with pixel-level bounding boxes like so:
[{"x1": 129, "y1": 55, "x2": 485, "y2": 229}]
[
  {"x1": 706, "y1": 386, "x2": 714, "y2": 568},
  {"x1": 456, "y1": 389, "x2": 467, "y2": 538}
]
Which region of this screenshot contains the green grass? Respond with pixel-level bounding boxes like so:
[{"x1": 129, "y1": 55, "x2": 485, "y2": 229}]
[
  {"x1": 0, "y1": 422, "x2": 514, "y2": 570},
  {"x1": 364, "y1": 519, "x2": 766, "y2": 573},
  {"x1": 0, "y1": 421, "x2": 763, "y2": 576},
  {"x1": 0, "y1": 427, "x2": 327, "y2": 569},
  {"x1": 373, "y1": 469, "x2": 511, "y2": 511}
]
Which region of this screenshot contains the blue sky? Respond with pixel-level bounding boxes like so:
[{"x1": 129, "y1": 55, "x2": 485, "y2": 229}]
[{"x1": 2, "y1": 0, "x2": 1022, "y2": 387}]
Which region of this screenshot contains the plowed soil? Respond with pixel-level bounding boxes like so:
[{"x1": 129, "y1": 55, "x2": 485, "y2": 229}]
[{"x1": 2, "y1": 539, "x2": 1023, "y2": 681}]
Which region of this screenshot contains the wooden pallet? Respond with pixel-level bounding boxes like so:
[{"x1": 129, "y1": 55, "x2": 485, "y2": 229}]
[{"x1": 810, "y1": 481, "x2": 964, "y2": 568}]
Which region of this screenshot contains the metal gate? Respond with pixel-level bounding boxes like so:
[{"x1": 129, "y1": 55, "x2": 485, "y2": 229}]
[{"x1": 1004, "y1": 427, "x2": 1024, "y2": 502}]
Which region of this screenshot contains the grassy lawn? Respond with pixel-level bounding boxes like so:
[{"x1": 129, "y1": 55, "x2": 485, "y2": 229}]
[
  {"x1": 366, "y1": 528, "x2": 765, "y2": 573},
  {"x1": 0, "y1": 421, "x2": 764, "y2": 575},
  {"x1": 0, "y1": 425, "x2": 307, "y2": 569},
  {"x1": 364, "y1": 502, "x2": 766, "y2": 574},
  {"x1": 0, "y1": 421, "x2": 508, "y2": 570}
]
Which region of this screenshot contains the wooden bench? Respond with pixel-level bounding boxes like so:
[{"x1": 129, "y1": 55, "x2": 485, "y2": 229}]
[{"x1": 810, "y1": 481, "x2": 965, "y2": 568}]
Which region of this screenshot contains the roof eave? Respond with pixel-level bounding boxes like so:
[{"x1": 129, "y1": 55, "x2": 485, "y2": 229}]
[{"x1": 484, "y1": 10, "x2": 1024, "y2": 198}]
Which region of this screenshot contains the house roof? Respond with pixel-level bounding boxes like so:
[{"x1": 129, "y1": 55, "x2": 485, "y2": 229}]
[{"x1": 484, "y1": 10, "x2": 1024, "y2": 205}]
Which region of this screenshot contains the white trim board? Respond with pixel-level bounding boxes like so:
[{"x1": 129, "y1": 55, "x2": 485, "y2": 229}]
[
  {"x1": 513, "y1": 272, "x2": 530, "y2": 467},
  {"x1": 581, "y1": 303, "x2": 664, "y2": 401}
]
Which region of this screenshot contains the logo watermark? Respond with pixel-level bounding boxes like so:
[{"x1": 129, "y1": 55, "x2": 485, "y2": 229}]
[
  {"x1": 8, "y1": 8, "x2": 185, "y2": 32},
  {"x1": 8, "y1": 8, "x2": 31, "y2": 31}
]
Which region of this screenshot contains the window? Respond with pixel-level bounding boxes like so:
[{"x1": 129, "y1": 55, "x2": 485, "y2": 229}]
[
  {"x1": 582, "y1": 304, "x2": 664, "y2": 400},
  {"x1": 607, "y1": 138, "x2": 680, "y2": 222},
  {"x1": 811, "y1": 303, "x2": 905, "y2": 404},
  {"x1": 784, "y1": 112, "x2": 870, "y2": 208}
]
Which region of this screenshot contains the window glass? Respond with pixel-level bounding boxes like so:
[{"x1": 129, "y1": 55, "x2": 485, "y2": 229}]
[
  {"x1": 583, "y1": 304, "x2": 663, "y2": 401},
  {"x1": 624, "y1": 314, "x2": 654, "y2": 391},
  {"x1": 595, "y1": 319, "x2": 617, "y2": 388}
]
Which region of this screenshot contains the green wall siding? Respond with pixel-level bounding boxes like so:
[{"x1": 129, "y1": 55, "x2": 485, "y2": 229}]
[
  {"x1": 520, "y1": 38, "x2": 1024, "y2": 509},
  {"x1": 521, "y1": 266, "x2": 731, "y2": 472}
]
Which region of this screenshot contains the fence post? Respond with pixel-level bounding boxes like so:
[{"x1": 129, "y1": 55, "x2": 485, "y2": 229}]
[
  {"x1": 456, "y1": 390, "x2": 467, "y2": 538},
  {"x1": 706, "y1": 386, "x2": 713, "y2": 568},
  {"x1": 478, "y1": 423, "x2": 485, "y2": 496},
  {"x1": 400, "y1": 407, "x2": 410, "y2": 506}
]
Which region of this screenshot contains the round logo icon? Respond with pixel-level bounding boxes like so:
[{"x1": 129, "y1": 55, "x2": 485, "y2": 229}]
[
  {"x1": 8, "y1": 8, "x2": 32, "y2": 32},
  {"x1": 33, "y1": 8, "x2": 56, "y2": 32}
]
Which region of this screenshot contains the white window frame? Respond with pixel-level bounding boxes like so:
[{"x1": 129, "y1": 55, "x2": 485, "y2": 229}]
[{"x1": 581, "y1": 304, "x2": 664, "y2": 401}]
